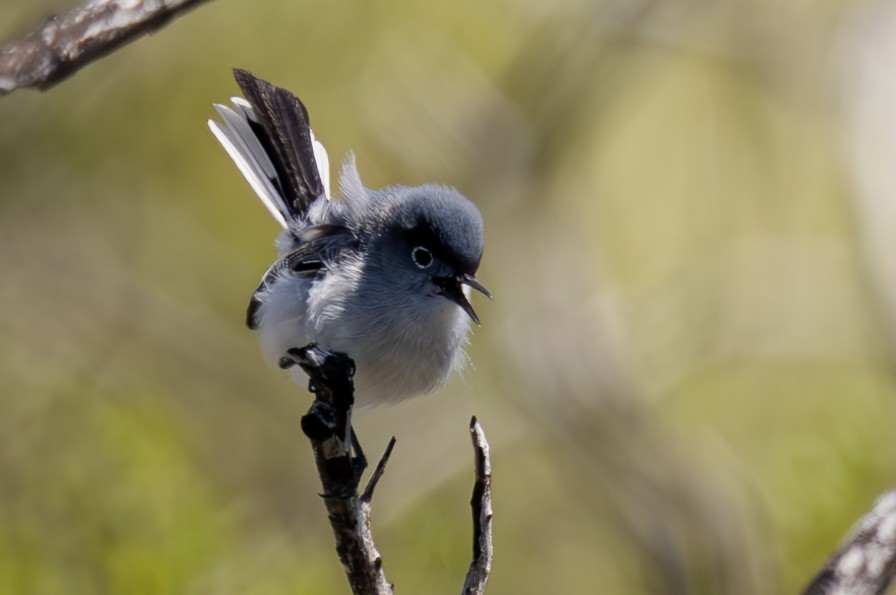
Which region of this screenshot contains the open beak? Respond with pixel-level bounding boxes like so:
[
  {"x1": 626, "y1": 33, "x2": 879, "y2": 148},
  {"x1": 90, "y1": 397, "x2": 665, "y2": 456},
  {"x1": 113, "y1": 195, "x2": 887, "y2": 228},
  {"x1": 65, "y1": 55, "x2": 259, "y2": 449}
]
[{"x1": 433, "y1": 274, "x2": 492, "y2": 326}]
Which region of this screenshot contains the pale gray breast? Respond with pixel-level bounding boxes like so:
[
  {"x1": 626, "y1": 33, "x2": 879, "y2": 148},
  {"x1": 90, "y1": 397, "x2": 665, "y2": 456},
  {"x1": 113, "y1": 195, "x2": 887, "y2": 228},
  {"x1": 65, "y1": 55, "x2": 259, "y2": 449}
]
[{"x1": 304, "y1": 258, "x2": 472, "y2": 406}]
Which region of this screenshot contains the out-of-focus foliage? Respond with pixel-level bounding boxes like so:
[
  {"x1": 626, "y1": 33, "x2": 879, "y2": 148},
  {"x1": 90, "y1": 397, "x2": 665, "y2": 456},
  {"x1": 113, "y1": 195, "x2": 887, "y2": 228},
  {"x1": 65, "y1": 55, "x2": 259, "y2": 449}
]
[{"x1": 2, "y1": 0, "x2": 896, "y2": 593}]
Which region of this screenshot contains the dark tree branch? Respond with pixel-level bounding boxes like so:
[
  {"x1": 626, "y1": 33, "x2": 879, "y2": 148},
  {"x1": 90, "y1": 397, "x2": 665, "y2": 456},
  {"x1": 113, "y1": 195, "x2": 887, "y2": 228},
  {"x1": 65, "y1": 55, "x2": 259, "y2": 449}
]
[
  {"x1": 0, "y1": 0, "x2": 212, "y2": 96},
  {"x1": 287, "y1": 344, "x2": 393, "y2": 595},
  {"x1": 463, "y1": 416, "x2": 494, "y2": 595},
  {"x1": 802, "y1": 489, "x2": 896, "y2": 595}
]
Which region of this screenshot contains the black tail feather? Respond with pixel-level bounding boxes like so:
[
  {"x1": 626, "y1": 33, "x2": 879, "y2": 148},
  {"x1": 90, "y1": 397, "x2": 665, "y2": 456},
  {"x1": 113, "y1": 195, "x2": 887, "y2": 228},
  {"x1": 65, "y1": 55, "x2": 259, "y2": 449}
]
[{"x1": 233, "y1": 68, "x2": 325, "y2": 221}]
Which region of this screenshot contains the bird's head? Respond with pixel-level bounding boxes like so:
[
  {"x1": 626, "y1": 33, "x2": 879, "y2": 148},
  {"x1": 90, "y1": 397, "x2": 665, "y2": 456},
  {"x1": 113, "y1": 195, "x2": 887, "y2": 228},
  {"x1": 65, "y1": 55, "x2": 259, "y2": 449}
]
[{"x1": 374, "y1": 185, "x2": 490, "y2": 324}]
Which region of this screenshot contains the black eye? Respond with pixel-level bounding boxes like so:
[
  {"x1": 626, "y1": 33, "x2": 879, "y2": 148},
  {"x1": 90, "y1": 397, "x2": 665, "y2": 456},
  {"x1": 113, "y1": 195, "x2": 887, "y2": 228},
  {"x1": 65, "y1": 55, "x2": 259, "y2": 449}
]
[{"x1": 412, "y1": 246, "x2": 433, "y2": 269}]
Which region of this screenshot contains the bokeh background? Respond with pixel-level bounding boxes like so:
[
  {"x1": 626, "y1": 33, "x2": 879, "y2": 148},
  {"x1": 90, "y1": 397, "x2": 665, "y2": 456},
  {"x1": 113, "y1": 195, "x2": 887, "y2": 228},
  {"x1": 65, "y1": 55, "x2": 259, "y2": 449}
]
[{"x1": 3, "y1": 0, "x2": 896, "y2": 593}]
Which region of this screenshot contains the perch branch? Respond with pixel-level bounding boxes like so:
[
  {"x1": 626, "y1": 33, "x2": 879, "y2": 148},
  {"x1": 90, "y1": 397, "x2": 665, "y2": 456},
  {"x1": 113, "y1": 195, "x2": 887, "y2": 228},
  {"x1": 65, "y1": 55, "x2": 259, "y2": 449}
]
[
  {"x1": 0, "y1": 0, "x2": 212, "y2": 96},
  {"x1": 462, "y1": 416, "x2": 493, "y2": 595},
  {"x1": 802, "y1": 489, "x2": 896, "y2": 595},
  {"x1": 287, "y1": 344, "x2": 495, "y2": 594},
  {"x1": 286, "y1": 344, "x2": 393, "y2": 595}
]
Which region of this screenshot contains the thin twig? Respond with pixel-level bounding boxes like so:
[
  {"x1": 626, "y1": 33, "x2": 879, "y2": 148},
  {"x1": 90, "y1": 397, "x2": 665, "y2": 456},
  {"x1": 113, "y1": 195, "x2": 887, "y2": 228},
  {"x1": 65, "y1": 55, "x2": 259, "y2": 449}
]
[
  {"x1": 802, "y1": 489, "x2": 896, "y2": 595},
  {"x1": 361, "y1": 437, "x2": 397, "y2": 503},
  {"x1": 0, "y1": 0, "x2": 213, "y2": 96},
  {"x1": 462, "y1": 416, "x2": 493, "y2": 595}
]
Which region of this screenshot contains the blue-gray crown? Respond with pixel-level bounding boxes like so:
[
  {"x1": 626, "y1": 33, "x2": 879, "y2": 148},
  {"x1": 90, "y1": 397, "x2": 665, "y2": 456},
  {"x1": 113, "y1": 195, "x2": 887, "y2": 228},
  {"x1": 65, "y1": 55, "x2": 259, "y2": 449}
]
[{"x1": 387, "y1": 185, "x2": 484, "y2": 276}]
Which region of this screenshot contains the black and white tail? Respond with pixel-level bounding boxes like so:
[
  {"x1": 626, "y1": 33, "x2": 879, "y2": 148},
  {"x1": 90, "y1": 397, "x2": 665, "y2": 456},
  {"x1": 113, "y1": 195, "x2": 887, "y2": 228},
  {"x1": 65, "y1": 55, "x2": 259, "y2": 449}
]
[{"x1": 208, "y1": 69, "x2": 330, "y2": 227}]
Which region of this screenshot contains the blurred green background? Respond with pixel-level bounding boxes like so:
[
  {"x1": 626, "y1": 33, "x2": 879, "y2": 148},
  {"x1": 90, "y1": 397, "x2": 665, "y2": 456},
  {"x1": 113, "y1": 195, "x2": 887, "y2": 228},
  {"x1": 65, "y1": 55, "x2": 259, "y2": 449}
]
[{"x1": 3, "y1": 0, "x2": 896, "y2": 593}]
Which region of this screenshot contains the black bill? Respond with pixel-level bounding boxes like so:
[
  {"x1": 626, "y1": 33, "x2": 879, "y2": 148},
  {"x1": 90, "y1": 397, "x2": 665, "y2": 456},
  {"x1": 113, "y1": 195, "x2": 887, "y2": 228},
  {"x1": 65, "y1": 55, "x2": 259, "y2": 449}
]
[{"x1": 433, "y1": 275, "x2": 491, "y2": 326}]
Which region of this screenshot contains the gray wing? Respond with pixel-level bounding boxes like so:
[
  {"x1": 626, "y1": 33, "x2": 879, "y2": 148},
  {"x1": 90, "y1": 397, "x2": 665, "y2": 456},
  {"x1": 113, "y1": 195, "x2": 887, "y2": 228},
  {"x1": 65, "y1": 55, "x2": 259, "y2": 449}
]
[
  {"x1": 231, "y1": 68, "x2": 326, "y2": 223},
  {"x1": 246, "y1": 224, "x2": 358, "y2": 329}
]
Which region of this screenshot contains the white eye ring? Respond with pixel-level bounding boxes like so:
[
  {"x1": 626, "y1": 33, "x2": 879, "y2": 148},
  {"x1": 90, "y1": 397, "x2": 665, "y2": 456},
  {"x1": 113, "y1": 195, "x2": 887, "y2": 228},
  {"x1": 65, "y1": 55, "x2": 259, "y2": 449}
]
[{"x1": 412, "y1": 246, "x2": 433, "y2": 269}]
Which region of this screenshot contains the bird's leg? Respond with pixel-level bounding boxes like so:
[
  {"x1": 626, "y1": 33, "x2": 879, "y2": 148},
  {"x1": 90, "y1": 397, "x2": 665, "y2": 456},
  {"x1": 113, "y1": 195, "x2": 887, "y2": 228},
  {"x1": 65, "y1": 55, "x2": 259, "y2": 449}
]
[{"x1": 286, "y1": 344, "x2": 365, "y2": 491}]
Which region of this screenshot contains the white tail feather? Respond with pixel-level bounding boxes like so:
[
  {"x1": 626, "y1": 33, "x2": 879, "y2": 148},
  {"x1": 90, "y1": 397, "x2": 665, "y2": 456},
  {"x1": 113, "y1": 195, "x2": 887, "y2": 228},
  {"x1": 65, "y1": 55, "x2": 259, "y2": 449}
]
[
  {"x1": 210, "y1": 97, "x2": 332, "y2": 224},
  {"x1": 310, "y1": 129, "x2": 330, "y2": 199},
  {"x1": 208, "y1": 115, "x2": 289, "y2": 228},
  {"x1": 217, "y1": 101, "x2": 278, "y2": 183}
]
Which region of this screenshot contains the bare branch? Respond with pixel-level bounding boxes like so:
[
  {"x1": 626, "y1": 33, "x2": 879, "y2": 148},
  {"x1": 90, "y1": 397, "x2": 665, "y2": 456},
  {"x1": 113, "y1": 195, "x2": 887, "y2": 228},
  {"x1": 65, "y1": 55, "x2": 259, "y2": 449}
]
[
  {"x1": 287, "y1": 344, "x2": 393, "y2": 595},
  {"x1": 286, "y1": 345, "x2": 495, "y2": 594},
  {"x1": 0, "y1": 0, "x2": 212, "y2": 96},
  {"x1": 463, "y1": 416, "x2": 493, "y2": 595},
  {"x1": 802, "y1": 489, "x2": 896, "y2": 595}
]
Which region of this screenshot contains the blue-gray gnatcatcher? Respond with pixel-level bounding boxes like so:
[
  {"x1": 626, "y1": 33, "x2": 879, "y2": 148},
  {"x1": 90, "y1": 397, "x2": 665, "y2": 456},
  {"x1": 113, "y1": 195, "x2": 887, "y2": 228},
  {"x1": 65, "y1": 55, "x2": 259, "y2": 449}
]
[{"x1": 208, "y1": 69, "x2": 489, "y2": 407}]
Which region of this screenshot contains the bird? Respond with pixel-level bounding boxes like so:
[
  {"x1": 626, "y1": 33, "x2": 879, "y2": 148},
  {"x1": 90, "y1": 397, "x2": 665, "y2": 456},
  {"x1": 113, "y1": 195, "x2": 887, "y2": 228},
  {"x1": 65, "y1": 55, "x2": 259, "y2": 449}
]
[{"x1": 208, "y1": 69, "x2": 489, "y2": 407}]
